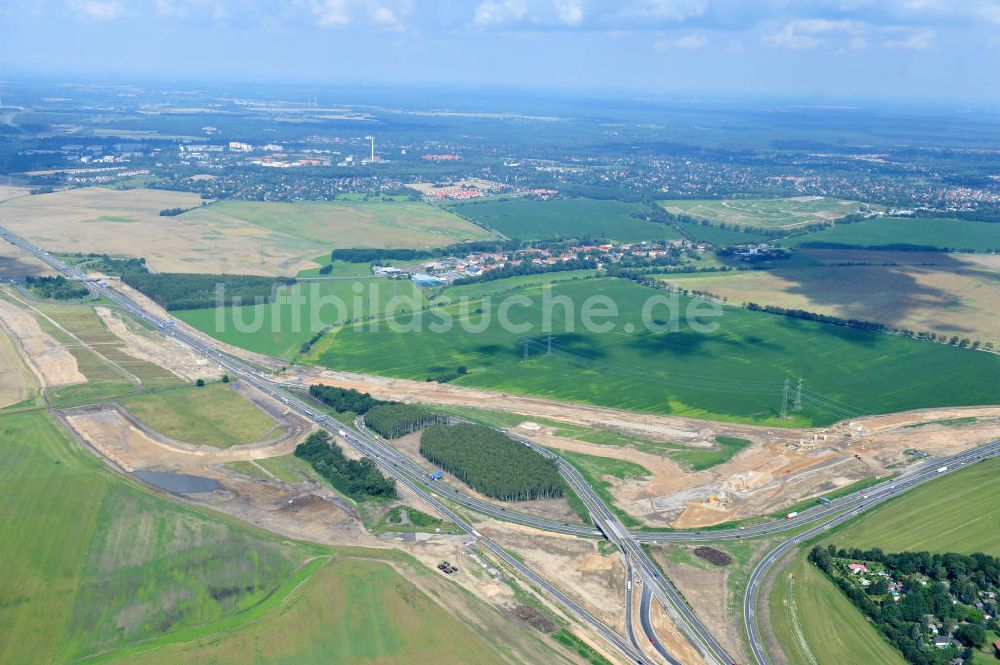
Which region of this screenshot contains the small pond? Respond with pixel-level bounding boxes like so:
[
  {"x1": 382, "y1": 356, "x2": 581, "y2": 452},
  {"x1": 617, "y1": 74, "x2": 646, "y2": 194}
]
[{"x1": 134, "y1": 470, "x2": 220, "y2": 494}]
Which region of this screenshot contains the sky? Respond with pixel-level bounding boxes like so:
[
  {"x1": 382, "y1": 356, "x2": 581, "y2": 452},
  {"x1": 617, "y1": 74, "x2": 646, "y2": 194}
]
[{"x1": 2, "y1": 0, "x2": 1000, "y2": 102}]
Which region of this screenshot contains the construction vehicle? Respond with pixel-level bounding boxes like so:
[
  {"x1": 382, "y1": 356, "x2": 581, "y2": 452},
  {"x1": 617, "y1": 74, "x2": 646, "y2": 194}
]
[{"x1": 437, "y1": 561, "x2": 458, "y2": 574}]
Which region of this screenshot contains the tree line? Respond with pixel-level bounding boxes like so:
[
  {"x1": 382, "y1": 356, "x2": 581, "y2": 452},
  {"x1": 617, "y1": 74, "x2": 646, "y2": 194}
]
[
  {"x1": 744, "y1": 302, "x2": 994, "y2": 350},
  {"x1": 331, "y1": 239, "x2": 522, "y2": 264},
  {"x1": 419, "y1": 423, "x2": 563, "y2": 502},
  {"x1": 24, "y1": 275, "x2": 89, "y2": 300},
  {"x1": 122, "y1": 272, "x2": 294, "y2": 310},
  {"x1": 810, "y1": 545, "x2": 999, "y2": 665},
  {"x1": 294, "y1": 430, "x2": 396, "y2": 500},
  {"x1": 308, "y1": 384, "x2": 388, "y2": 415}
]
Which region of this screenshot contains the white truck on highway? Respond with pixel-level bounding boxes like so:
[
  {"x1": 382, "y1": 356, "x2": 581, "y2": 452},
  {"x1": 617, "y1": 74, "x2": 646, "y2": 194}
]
[{"x1": 937, "y1": 466, "x2": 948, "y2": 473}]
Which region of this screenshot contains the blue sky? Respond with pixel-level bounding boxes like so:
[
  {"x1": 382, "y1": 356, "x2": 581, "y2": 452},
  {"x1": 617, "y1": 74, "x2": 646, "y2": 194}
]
[{"x1": 2, "y1": 0, "x2": 1000, "y2": 101}]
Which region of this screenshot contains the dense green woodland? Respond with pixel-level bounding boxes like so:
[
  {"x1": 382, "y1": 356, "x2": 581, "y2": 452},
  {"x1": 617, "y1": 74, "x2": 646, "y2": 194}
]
[
  {"x1": 308, "y1": 384, "x2": 387, "y2": 415},
  {"x1": 420, "y1": 423, "x2": 563, "y2": 501},
  {"x1": 24, "y1": 275, "x2": 89, "y2": 300},
  {"x1": 810, "y1": 546, "x2": 1000, "y2": 665},
  {"x1": 294, "y1": 430, "x2": 396, "y2": 500},
  {"x1": 364, "y1": 404, "x2": 446, "y2": 439},
  {"x1": 122, "y1": 272, "x2": 294, "y2": 310}
]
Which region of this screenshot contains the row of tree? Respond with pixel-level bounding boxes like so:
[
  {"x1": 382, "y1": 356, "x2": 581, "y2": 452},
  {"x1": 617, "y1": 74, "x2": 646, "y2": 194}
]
[
  {"x1": 745, "y1": 302, "x2": 995, "y2": 349},
  {"x1": 23, "y1": 275, "x2": 89, "y2": 300},
  {"x1": 363, "y1": 404, "x2": 447, "y2": 439},
  {"x1": 331, "y1": 239, "x2": 523, "y2": 264},
  {"x1": 86, "y1": 254, "x2": 148, "y2": 276},
  {"x1": 122, "y1": 272, "x2": 294, "y2": 310},
  {"x1": 419, "y1": 424, "x2": 563, "y2": 501},
  {"x1": 294, "y1": 430, "x2": 396, "y2": 500},
  {"x1": 307, "y1": 384, "x2": 388, "y2": 415},
  {"x1": 744, "y1": 302, "x2": 889, "y2": 332}
]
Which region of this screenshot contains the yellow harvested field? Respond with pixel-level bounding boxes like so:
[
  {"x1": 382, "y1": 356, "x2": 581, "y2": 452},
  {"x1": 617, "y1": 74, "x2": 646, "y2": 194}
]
[
  {"x1": 0, "y1": 188, "x2": 493, "y2": 276},
  {"x1": 0, "y1": 184, "x2": 31, "y2": 202},
  {"x1": 0, "y1": 296, "x2": 85, "y2": 387},
  {"x1": 0, "y1": 325, "x2": 33, "y2": 407},
  {"x1": 0, "y1": 238, "x2": 55, "y2": 277},
  {"x1": 0, "y1": 187, "x2": 312, "y2": 275},
  {"x1": 661, "y1": 250, "x2": 1000, "y2": 344},
  {"x1": 182, "y1": 199, "x2": 494, "y2": 249}
]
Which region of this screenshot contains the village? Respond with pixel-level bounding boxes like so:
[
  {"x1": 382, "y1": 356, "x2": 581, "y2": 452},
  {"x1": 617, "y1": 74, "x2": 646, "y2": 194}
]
[{"x1": 371, "y1": 238, "x2": 703, "y2": 286}]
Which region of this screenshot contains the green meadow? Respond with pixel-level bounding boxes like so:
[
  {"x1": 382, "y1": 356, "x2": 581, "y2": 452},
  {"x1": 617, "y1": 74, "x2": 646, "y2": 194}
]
[
  {"x1": 447, "y1": 197, "x2": 680, "y2": 242},
  {"x1": 0, "y1": 410, "x2": 569, "y2": 665},
  {"x1": 770, "y1": 454, "x2": 1000, "y2": 665},
  {"x1": 122, "y1": 384, "x2": 283, "y2": 448},
  {"x1": 660, "y1": 196, "x2": 872, "y2": 229},
  {"x1": 819, "y1": 455, "x2": 1000, "y2": 556},
  {"x1": 176, "y1": 274, "x2": 426, "y2": 358},
  {"x1": 0, "y1": 410, "x2": 317, "y2": 665},
  {"x1": 787, "y1": 216, "x2": 1000, "y2": 252},
  {"x1": 311, "y1": 277, "x2": 1000, "y2": 427}
]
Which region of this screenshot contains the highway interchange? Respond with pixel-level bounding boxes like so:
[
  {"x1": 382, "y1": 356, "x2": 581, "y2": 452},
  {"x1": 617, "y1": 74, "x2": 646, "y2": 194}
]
[{"x1": 3, "y1": 224, "x2": 998, "y2": 665}]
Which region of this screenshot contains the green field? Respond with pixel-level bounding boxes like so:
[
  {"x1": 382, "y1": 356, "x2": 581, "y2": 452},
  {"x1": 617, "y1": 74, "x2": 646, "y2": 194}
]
[
  {"x1": 0, "y1": 410, "x2": 559, "y2": 665},
  {"x1": 819, "y1": 456, "x2": 1000, "y2": 555},
  {"x1": 661, "y1": 197, "x2": 874, "y2": 229},
  {"x1": 190, "y1": 198, "x2": 494, "y2": 248},
  {"x1": 787, "y1": 216, "x2": 1000, "y2": 252},
  {"x1": 669, "y1": 436, "x2": 750, "y2": 471},
  {"x1": 673, "y1": 219, "x2": 769, "y2": 245},
  {"x1": 311, "y1": 276, "x2": 1000, "y2": 427},
  {"x1": 769, "y1": 556, "x2": 907, "y2": 665},
  {"x1": 770, "y1": 455, "x2": 1000, "y2": 665},
  {"x1": 176, "y1": 275, "x2": 425, "y2": 358},
  {"x1": 122, "y1": 384, "x2": 282, "y2": 448},
  {"x1": 0, "y1": 410, "x2": 316, "y2": 665},
  {"x1": 101, "y1": 555, "x2": 516, "y2": 665},
  {"x1": 447, "y1": 197, "x2": 680, "y2": 242}
]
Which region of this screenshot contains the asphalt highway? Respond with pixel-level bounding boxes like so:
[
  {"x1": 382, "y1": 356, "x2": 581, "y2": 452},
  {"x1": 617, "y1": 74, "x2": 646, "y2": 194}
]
[
  {"x1": 0, "y1": 227, "x2": 652, "y2": 665},
  {"x1": 6, "y1": 225, "x2": 998, "y2": 665},
  {"x1": 506, "y1": 429, "x2": 734, "y2": 665}
]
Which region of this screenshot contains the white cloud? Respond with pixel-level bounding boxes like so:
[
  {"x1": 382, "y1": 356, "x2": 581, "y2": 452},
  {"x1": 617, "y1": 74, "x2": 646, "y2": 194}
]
[
  {"x1": 473, "y1": 0, "x2": 528, "y2": 27},
  {"x1": 314, "y1": 0, "x2": 351, "y2": 26},
  {"x1": 885, "y1": 28, "x2": 934, "y2": 49},
  {"x1": 67, "y1": 0, "x2": 123, "y2": 20},
  {"x1": 640, "y1": 0, "x2": 706, "y2": 22},
  {"x1": 553, "y1": 0, "x2": 583, "y2": 26},
  {"x1": 308, "y1": 0, "x2": 410, "y2": 29},
  {"x1": 654, "y1": 32, "x2": 706, "y2": 51},
  {"x1": 761, "y1": 19, "x2": 865, "y2": 51},
  {"x1": 372, "y1": 4, "x2": 409, "y2": 29}
]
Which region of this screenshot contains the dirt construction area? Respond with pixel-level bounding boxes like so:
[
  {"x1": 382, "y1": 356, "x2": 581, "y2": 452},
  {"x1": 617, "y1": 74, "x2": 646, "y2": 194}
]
[
  {"x1": 0, "y1": 295, "x2": 86, "y2": 387},
  {"x1": 0, "y1": 326, "x2": 33, "y2": 407},
  {"x1": 59, "y1": 399, "x2": 377, "y2": 547},
  {"x1": 95, "y1": 306, "x2": 220, "y2": 382}
]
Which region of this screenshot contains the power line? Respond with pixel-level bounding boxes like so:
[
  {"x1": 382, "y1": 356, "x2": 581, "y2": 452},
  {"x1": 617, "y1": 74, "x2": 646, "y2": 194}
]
[{"x1": 780, "y1": 378, "x2": 791, "y2": 419}]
